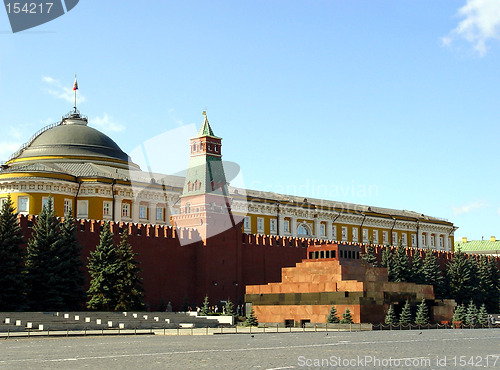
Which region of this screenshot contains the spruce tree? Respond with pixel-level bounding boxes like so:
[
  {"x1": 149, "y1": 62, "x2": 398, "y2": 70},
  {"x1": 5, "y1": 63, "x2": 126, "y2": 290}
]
[
  {"x1": 478, "y1": 304, "x2": 488, "y2": 326},
  {"x1": 200, "y1": 296, "x2": 210, "y2": 315},
  {"x1": 410, "y1": 251, "x2": 424, "y2": 285},
  {"x1": 392, "y1": 243, "x2": 410, "y2": 283},
  {"x1": 414, "y1": 299, "x2": 429, "y2": 325},
  {"x1": 362, "y1": 244, "x2": 377, "y2": 267},
  {"x1": 452, "y1": 304, "x2": 466, "y2": 323},
  {"x1": 55, "y1": 211, "x2": 85, "y2": 310},
  {"x1": 0, "y1": 195, "x2": 27, "y2": 311},
  {"x1": 25, "y1": 198, "x2": 65, "y2": 310},
  {"x1": 87, "y1": 222, "x2": 120, "y2": 310},
  {"x1": 385, "y1": 305, "x2": 398, "y2": 325},
  {"x1": 422, "y1": 248, "x2": 445, "y2": 298},
  {"x1": 326, "y1": 304, "x2": 340, "y2": 323},
  {"x1": 447, "y1": 249, "x2": 478, "y2": 305},
  {"x1": 244, "y1": 307, "x2": 259, "y2": 327},
  {"x1": 465, "y1": 300, "x2": 478, "y2": 326},
  {"x1": 114, "y1": 232, "x2": 144, "y2": 311},
  {"x1": 340, "y1": 308, "x2": 354, "y2": 324},
  {"x1": 381, "y1": 246, "x2": 394, "y2": 281},
  {"x1": 399, "y1": 300, "x2": 412, "y2": 326},
  {"x1": 477, "y1": 256, "x2": 499, "y2": 312},
  {"x1": 225, "y1": 299, "x2": 236, "y2": 319}
]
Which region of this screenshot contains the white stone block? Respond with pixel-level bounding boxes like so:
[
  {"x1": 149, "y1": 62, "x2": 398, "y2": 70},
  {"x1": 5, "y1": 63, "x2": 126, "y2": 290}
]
[
  {"x1": 107, "y1": 321, "x2": 113, "y2": 327},
  {"x1": 85, "y1": 317, "x2": 90, "y2": 323},
  {"x1": 133, "y1": 313, "x2": 138, "y2": 318},
  {"x1": 64, "y1": 314, "x2": 69, "y2": 319},
  {"x1": 38, "y1": 324, "x2": 43, "y2": 331},
  {"x1": 27, "y1": 322, "x2": 32, "y2": 329},
  {"x1": 15, "y1": 320, "x2": 21, "y2": 326},
  {"x1": 154, "y1": 317, "x2": 159, "y2": 321},
  {"x1": 119, "y1": 323, "x2": 125, "y2": 329},
  {"x1": 96, "y1": 319, "x2": 101, "y2": 325},
  {"x1": 4, "y1": 318, "x2": 10, "y2": 324},
  {"x1": 143, "y1": 315, "x2": 148, "y2": 320},
  {"x1": 75, "y1": 315, "x2": 80, "y2": 321}
]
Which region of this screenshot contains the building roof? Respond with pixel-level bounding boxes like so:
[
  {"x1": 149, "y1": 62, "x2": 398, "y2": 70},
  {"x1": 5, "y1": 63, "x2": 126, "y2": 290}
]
[
  {"x1": 454, "y1": 239, "x2": 500, "y2": 253},
  {"x1": 6, "y1": 112, "x2": 133, "y2": 168},
  {"x1": 196, "y1": 114, "x2": 219, "y2": 138}
]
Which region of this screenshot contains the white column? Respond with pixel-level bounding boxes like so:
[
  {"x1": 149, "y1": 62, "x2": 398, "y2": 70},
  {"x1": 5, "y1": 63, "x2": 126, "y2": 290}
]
[
  {"x1": 326, "y1": 221, "x2": 333, "y2": 240},
  {"x1": 314, "y1": 218, "x2": 321, "y2": 238},
  {"x1": 132, "y1": 201, "x2": 140, "y2": 223},
  {"x1": 417, "y1": 228, "x2": 423, "y2": 249},
  {"x1": 291, "y1": 216, "x2": 297, "y2": 237},
  {"x1": 278, "y1": 214, "x2": 285, "y2": 236},
  {"x1": 114, "y1": 199, "x2": 122, "y2": 222}
]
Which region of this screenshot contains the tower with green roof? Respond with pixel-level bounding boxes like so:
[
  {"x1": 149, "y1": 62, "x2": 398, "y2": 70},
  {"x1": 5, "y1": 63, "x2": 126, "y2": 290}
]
[{"x1": 171, "y1": 112, "x2": 235, "y2": 242}]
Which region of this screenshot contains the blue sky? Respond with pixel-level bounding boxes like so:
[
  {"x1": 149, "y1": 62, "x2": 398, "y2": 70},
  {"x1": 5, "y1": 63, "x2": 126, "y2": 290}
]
[{"x1": 1, "y1": 0, "x2": 500, "y2": 240}]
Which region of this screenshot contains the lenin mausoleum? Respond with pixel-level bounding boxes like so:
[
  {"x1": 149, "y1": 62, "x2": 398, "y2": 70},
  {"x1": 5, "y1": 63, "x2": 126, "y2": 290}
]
[{"x1": 0, "y1": 105, "x2": 457, "y2": 323}]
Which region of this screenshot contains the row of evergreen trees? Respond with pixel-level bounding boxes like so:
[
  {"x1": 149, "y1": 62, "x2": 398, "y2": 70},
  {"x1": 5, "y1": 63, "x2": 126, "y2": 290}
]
[
  {"x1": 0, "y1": 195, "x2": 143, "y2": 311},
  {"x1": 384, "y1": 299, "x2": 429, "y2": 326},
  {"x1": 363, "y1": 242, "x2": 500, "y2": 312}
]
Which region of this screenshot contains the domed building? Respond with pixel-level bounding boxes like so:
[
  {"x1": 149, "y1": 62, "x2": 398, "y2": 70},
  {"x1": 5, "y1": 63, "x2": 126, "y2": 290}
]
[
  {"x1": 0, "y1": 107, "x2": 457, "y2": 251},
  {"x1": 0, "y1": 109, "x2": 183, "y2": 223}
]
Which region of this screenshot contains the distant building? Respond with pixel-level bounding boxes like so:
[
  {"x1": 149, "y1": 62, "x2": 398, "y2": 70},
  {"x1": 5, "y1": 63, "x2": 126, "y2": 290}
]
[{"x1": 454, "y1": 237, "x2": 500, "y2": 256}]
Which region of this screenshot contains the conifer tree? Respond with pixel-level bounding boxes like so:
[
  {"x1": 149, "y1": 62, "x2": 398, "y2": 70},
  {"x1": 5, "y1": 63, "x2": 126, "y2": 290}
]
[
  {"x1": 55, "y1": 210, "x2": 85, "y2": 310},
  {"x1": 477, "y1": 255, "x2": 499, "y2": 312},
  {"x1": 25, "y1": 198, "x2": 65, "y2": 310},
  {"x1": 340, "y1": 308, "x2": 354, "y2": 324},
  {"x1": 225, "y1": 299, "x2": 236, "y2": 319},
  {"x1": 200, "y1": 295, "x2": 210, "y2": 315},
  {"x1": 385, "y1": 305, "x2": 398, "y2": 325},
  {"x1": 447, "y1": 249, "x2": 478, "y2": 305},
  {"x1": 422, "y1": 248, "x2": 445, "y2": 298},
  {"x1": 392, "y1": 243, "x2": 410, "y2": 283},
  {"x1": 362, "y1": 244, "x2": 377, "y2": 267},
  {"x1": 114, "y1": 232, "x2": 144, "y2": 311},
  {"x1": 381, "y1": 246, "x2": 394, "y2": 281},
  {"x1": 399, "y1": 300, "x2": 412, "y2": 326},
  {"x1": 410, "y1": 251, "x2": 424, "y2": 285},
  {"x1": 452, "y1": 304, "x2": 466, "y2": 323},
  {"x1": 87, "y1": 222, "x2": 120, "y2": 310},
  {"x1": 478, "y1": 304, "x2": 488, "y2": 326},
  {"x1": 326, "y1": 304, "x2": 340, "y2": 323},
  {"x1": 465, "y1": 300, "x2": 478, "y2": 326},
  {"x1": 0, "y1": 195, "x2": 27, "y2": 311},
  {"x1": 244, "y1": 307, "x2": 259, "y2": 327},
  {"x1": 414, "y1": 299, "x2": 429, "y2": 325}
]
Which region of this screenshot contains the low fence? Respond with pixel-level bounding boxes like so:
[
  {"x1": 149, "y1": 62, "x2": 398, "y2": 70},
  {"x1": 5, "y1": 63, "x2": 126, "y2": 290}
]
[{"x1": 372, "y1": 322, "x2": 500, "y2": 330}]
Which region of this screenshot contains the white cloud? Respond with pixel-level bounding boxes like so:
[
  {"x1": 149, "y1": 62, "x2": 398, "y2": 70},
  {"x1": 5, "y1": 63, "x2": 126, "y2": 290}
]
[
  {"x1": 42, "y1": 75, "x2": 86, "y2": 104},
  {"x1": 453, "y1": 201, "x2": 489, "y2": 215},
  {"x1": 443, "y1": 0, "x2": 500, "y2": 56},
  {"x1": 91, "y1": 113, "x2": 125, "y2": 133}
]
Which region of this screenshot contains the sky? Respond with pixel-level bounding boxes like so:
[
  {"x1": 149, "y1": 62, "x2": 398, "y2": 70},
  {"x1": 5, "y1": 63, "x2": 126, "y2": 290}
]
[{"x1": 0, "y1": 0, "x2": 500, "y2": 240}]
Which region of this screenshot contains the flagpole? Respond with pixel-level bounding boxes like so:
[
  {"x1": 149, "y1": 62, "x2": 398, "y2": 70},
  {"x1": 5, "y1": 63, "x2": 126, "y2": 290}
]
[{"x1": 74, "y1": 73, "x2": 77, "y2": 112}]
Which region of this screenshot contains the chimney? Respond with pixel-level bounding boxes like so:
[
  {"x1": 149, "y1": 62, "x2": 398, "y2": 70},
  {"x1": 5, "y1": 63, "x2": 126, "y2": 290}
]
[
  {"x1": 491, "y1": 236, "x2": 496, "y2": 242},
  {"x1": 462, "y1": 237, "x2": 467, "y2": 243}
]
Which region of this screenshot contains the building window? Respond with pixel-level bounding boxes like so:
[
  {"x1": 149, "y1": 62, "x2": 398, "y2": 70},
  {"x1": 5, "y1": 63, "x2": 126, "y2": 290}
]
[
  {"x1": 77, "y1": 200, "x2": 88, "y2": 218},
  {"x1": 185, "y1": 203, "x2": 191, "y2": 214},
  {"x1": 362, "y1": 228, "x2": 368, "y2": 243},
  {"x1": 332, "y1": 225, "x2": 337, "y2": 240},
  {"x1": 42, "y1": 196, "x2": 54, "y2": 211},
  {"x1": 421, "y1": 234, "x2": 426, "y2": 246},
  {"x1": 257, "y1": 217, "x2": 264, "y2": 233},
  {"x1": 284, "y1": 220, "x2": 290, "y2": 233},
  {"x1": 341, "y1": 226, "x2": 347, "y2": 241},
  {"x1": 122, "y1": 203, "x2": 130, "y2": 218},
  {"x1": 373, "y1": 230, "x2": 379, "y2": 244},
  {"x1": 439, "y1": 236, "x2": 444, "y2": 248},
  {"x1": 392, "y1": 232, "x2": 398, "y2": 245},
  {"x1": 64, "y1": 199, "x2": 72, "y2": 215},
  {"x1": 402, "y1": 233, "x2": 408, "y2": 246},
  {"x1": 270, "y1": 219, "x2": 277, "y2": 234},
  {"x1": 18, "y1": 196, "x2": 29, "y2": 213},
  {"x1": 320, "y1": 223, "x2": 326, "y2": 237},
  {"x1": 103, "y1": 201, "x2": 111, "y2": 218},
  {"x1": 430, "y1": 235, "x2": 435, "y2": 247},
  {"x1": 139, "y1": 205, "x2": 148, "y2": 220},
  {"x1": 156, "y1": 207, "x2": 165, "y2": 221},
  {"x1": 383, "y1": 231, "x2": 388, "y2": 244},
  {"x1": 244, "y1": 216, "x2": 251, "y2": 231},
  {"x1": 297, "y1": 224, "x2": 310, "y2": 236},
  {"x1": 411, "y1": 234, "x2": 417, "y2": 247},
  {"x1": 352, "y1": 228, "x2": 358, "y2": 242}
]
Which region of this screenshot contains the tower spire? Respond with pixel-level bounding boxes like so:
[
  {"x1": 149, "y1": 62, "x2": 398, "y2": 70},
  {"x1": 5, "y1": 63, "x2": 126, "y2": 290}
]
[{"x1": 72, "y1": 74, "x2": 79, "y2": 112}]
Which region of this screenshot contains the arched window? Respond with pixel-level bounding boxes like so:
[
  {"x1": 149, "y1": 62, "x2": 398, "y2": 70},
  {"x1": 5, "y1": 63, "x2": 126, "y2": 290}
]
[
  {"x1": 194, "y1": 180, "x2": 201, "y2": 191},
  {"x1": 187, "y1": 181, "x2": 193, "y2": 191},
  {"x1": 185, "y1": 202, "x2": 191, "y2": 214},
  {"x1": 297, "y1": 224, "x2": 310, "y2": 236}
]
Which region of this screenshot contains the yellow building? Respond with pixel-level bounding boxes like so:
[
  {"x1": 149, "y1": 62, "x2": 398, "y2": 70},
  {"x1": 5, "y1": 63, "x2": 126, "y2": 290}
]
[{"x1": 0, "y1": 107, "x2": 456, "y2": 251}]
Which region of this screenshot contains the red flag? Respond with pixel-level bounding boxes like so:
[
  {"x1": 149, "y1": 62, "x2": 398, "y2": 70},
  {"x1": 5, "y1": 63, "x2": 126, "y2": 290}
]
[{"x1": 73, "y1": 78, "x2": 78, "y2": 91}]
